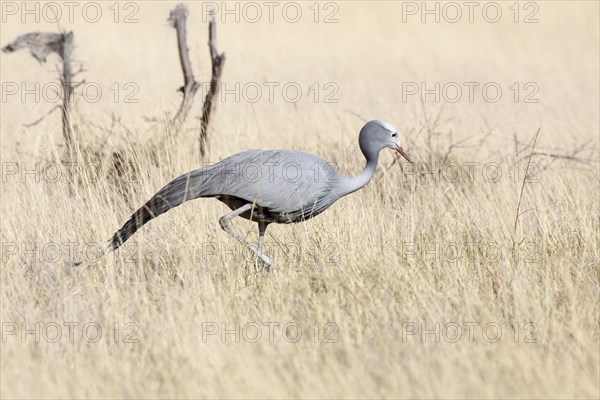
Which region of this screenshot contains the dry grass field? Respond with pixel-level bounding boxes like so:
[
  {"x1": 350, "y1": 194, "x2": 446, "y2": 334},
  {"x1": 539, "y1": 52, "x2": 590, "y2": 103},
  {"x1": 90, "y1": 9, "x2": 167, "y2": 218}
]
[{"x1": 1, "y1": 1, "x2": 599, "y2": 398}]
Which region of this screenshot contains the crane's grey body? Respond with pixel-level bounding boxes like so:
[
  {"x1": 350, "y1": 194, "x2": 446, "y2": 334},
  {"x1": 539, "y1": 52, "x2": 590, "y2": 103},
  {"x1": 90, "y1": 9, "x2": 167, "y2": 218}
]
[
  {"x1": 109, "y1": 120, "x2": 412, "y2": 269},
  {"x1": 193, "y1": 149, "x2": 348, "y2": 223}
]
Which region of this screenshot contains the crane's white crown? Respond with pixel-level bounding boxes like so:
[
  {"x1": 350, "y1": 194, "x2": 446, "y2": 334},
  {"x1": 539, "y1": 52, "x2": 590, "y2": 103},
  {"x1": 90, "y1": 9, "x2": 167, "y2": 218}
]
[{"x1": 374, "y1": 120, "x2": 398, "y2": 134}]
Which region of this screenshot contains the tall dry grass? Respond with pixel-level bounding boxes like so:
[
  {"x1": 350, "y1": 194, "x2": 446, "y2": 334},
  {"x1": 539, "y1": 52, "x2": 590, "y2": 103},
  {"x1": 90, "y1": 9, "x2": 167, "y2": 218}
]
[{"x1": 1, "y1": 2, "x2": 599, "y2": 399}]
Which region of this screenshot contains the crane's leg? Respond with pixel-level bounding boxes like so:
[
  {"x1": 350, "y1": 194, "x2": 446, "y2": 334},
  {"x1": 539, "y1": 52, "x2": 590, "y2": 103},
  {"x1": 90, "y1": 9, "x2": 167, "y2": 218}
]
[
  {"x1": 257, "y1": 221, "x2": 271, "y2": 271},
  {"x1": 219, "y1": 204, "x2": 273, "y2": 270}
]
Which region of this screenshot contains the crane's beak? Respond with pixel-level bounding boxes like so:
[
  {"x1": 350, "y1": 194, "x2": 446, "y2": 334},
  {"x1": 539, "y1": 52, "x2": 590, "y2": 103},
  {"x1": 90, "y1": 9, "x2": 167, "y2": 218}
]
[{"x1": 396, "y1": 145, "x2": 413, "y2": 163}]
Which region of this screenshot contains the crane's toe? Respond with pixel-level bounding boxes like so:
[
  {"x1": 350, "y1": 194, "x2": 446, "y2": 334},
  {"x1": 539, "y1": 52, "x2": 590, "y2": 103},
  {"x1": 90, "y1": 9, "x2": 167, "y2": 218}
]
[{"x1": 256, "y1": 253, "x2": 273, "y2": 271}]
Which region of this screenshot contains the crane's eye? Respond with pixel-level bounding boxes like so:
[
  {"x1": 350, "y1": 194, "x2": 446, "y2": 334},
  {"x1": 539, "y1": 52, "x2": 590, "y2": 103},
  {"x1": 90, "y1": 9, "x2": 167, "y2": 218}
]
[{"x1": 392, "y1": 133, "x2": 397, "y2": 138}]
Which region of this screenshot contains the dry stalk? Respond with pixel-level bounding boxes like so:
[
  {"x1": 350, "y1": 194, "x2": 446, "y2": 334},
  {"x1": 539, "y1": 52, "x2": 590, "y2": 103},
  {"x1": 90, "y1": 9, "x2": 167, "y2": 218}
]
[{"x1": 513, "y1": 127, "x2": 541, "y2": 234}]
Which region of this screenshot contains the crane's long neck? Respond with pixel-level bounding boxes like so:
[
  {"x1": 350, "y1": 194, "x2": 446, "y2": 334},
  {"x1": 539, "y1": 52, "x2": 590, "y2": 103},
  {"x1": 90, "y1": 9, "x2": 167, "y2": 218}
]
[{"x1": 337, "y1": 149, "x2": 379, "y2": 198}]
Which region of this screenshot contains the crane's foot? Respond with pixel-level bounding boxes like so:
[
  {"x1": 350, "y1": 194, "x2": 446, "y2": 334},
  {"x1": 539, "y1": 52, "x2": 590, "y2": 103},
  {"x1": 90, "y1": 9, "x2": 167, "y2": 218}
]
[{"x1": 256, "y1": 253, "x2": 273, "y2": 271}]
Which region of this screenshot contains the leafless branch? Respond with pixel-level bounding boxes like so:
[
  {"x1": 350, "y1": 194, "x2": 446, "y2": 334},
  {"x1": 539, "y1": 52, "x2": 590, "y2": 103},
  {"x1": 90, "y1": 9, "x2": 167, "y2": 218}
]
[
  {"x1": 522, "y1": 151, "x2": 595, "y2": 165},
  {"x1": 513, "y1": 137, "x2": 597, "y2": 173},
  {"x1": 199, "y1": 14, "x2": 226, "y2": 157},
  {"x1": 60, "y1": 32, "x2": 74, "y2": 154},
  {"x1": 3, "y1": 31, "x2": 76, "y2": 156},
  {"x1": 169, "y1": 4, "x2": 201, "y2": 129}
]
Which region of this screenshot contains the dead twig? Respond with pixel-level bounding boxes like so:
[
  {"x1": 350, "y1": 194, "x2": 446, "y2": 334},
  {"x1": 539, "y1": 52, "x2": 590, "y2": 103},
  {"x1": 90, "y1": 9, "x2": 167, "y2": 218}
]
[
  {"x1": 521, "y1": 151, "x2": 595, "y2": 165},
  {"x1": 23, "y1": 105, "x2": 60, "y2": 127},
  {"x1": 199, "y1": 13, "x2": 226, "y2": 157},
  {"x1": 169, "y1": 4, "x2": 201, "y2": 129},
  {"x1": 344, "y1": 109, "x2": 368, "y2": 122}
]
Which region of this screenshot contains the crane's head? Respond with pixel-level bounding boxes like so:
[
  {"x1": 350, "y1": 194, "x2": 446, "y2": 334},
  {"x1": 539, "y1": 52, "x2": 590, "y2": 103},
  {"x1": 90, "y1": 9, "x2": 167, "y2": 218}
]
[{"x1": 359, "y1": 120, "x2": 413, "y2": 163}]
